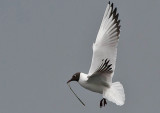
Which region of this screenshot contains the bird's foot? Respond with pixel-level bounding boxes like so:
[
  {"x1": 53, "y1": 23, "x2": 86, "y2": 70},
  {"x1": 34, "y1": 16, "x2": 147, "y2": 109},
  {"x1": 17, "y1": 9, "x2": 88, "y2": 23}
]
[{"x1": 100, "y1": 98, "x2": 107, "y2": 108}]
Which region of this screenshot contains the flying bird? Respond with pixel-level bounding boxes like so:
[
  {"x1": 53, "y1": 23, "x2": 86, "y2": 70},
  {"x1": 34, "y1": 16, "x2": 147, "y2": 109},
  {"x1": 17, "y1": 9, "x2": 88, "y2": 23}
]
[{"x1": 67, "y1": 1, "x2": 125, "y2": 108}]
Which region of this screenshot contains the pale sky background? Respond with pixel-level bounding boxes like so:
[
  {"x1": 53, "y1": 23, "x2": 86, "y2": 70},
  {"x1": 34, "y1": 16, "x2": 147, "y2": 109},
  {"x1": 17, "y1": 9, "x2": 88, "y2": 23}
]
[{"x1": 0, "y1": 0, "x2": 160, "y2": 113}]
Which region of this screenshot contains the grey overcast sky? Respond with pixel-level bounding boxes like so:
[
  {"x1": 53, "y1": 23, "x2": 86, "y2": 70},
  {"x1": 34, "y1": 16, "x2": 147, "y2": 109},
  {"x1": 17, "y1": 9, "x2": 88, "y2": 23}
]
[{"x1": 0, "y1": 0, "x2": 160, "y2": 113}]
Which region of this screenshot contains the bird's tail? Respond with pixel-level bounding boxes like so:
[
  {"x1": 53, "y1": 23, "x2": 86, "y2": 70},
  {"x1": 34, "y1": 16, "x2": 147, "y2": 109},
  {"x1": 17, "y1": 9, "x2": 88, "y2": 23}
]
[{"x1": 103, "y1": 82, "x2": 125, "y2": 106}]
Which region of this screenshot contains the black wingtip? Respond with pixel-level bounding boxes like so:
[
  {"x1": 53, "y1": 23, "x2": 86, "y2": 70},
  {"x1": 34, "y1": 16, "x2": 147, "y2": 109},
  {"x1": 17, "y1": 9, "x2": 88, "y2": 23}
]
[
  {"x1": 117, "y1": 20, "x2": 120, "y2": 25},
  {"x1": 111, "y1": 3, "x2": 114, "y2": 8},
  {"x1": 115, "y1": 13, "x2": 119, "y2": 21},
  {"x1": 113, "y1": 7, "x2": 117, "y2": 16},
  {"x1": 106, "y1": 2, "x2": 121, "y2": 39},
  {"x1": 109, "y1": 3, "x2": 114, "y2": 18}
]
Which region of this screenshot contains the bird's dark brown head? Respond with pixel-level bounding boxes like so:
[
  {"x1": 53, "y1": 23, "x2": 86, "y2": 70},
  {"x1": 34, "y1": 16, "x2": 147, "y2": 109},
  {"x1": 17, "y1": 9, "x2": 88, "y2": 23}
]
[{"x1": 67, "y1": 72, "x2": 80, "y2": 83}]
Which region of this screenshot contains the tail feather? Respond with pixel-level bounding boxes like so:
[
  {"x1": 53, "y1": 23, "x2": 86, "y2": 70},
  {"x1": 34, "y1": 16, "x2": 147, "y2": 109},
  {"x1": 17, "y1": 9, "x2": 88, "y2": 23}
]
[{"x1": 103, "y1": 82, "x2": 125, "y2": 106}]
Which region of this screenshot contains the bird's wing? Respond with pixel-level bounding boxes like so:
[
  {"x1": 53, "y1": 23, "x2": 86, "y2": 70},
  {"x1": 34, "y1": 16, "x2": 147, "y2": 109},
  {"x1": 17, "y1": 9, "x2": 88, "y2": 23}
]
[
  {"x1": 87, "y1": 59, "x2": 113, "y2": 85},
  {"x1": 88, "y1": 2, "x2": 120, "y2": 81}
]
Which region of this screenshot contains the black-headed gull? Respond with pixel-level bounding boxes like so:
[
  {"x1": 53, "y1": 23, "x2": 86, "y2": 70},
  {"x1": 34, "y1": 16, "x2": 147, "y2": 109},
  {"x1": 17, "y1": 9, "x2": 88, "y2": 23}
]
[{"x1": 67, "y1": 1, "x2": 125, "y2": 108}]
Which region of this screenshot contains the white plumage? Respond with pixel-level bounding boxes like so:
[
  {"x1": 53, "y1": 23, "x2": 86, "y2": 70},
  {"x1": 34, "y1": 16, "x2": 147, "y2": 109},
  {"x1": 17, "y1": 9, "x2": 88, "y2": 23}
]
[
  {"x1": 83, "y1": 2, "x2": 125, "y2": 106},
  {"x1": 68, "y1": 2, "x2": 125, "y2": 107}
]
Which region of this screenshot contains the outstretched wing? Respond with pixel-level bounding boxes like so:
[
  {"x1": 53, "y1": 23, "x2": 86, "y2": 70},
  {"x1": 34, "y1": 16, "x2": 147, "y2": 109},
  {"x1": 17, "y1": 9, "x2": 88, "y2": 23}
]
[
  {"x1": 88, "y1": 2, "x2": 120, "y2": 81},
  {"x1": 94, "y1": 59, "x2": 113, "y2": 74},
  {"x1": 87, "y1": 59, "x2": 113, "y2": 85}
]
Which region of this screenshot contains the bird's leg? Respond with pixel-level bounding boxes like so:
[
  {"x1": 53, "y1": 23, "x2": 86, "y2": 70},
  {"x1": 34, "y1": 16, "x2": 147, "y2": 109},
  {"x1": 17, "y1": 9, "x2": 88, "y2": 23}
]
[
  {"x1": 100, "y1": 99, "x2": 103, "y2": 108},
  {"x1": 100, "y1": 98, "x2": 107, "y2": 108},
  {"x1": 103, "y1": 98, "x2": 107, "y2": 106}
]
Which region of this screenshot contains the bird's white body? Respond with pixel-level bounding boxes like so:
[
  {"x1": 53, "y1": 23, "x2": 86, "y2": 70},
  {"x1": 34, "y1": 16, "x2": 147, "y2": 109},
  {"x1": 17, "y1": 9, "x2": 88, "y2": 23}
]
[
  {"x1": 79, "y1": 73, "x2": 105, "y2": 94},
  {"x1": 78, "y1": 73, "x2": 125, "y2": 106}
]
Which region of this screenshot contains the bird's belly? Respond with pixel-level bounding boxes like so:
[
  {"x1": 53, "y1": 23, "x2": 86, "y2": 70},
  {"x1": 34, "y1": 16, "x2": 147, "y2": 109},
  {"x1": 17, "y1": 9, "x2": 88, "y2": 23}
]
[{"x1": 80, "y1": 83, "x2": 104, "y2": 94}]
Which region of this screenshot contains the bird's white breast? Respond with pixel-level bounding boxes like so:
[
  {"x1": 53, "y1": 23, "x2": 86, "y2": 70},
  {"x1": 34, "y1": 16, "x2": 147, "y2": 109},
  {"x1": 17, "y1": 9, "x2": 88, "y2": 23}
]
[{"x1": 78, "y1": 73, "x2": 104, "y2": 94}]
